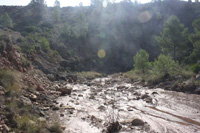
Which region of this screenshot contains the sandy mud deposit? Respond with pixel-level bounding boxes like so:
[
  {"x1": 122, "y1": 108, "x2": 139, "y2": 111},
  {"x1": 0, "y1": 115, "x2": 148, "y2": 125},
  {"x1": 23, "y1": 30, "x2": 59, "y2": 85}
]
[{"x1": 56, "y1": 76, "x2": 200, "y2": 133}]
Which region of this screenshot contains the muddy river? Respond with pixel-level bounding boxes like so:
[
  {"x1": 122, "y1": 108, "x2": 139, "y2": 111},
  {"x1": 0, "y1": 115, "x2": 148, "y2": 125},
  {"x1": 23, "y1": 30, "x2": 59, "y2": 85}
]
[{"x1": 57, "y1": 76, "x2": 200, "y2": 133}]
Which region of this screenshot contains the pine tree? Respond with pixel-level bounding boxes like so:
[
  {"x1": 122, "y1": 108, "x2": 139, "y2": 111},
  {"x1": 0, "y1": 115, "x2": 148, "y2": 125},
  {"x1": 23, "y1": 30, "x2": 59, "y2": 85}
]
[
  {"x1": 133, "y1": 49, "x2": 150, "y2": 73},
  {"x1": 155, "y1": 15, "x2": 189, "y2": 61},
  {"x1": 28, "y1": 0, "x2": 47, "y2": 24},
  {"x1": 0, "y1": 13, "x2": 13, "y2": 28},
  {"x1": 189, "y1": 18, "x2": 200, "y2": 63},
  {"x1": 53, "y1": 0, "x2": 61, "y2": 22}
]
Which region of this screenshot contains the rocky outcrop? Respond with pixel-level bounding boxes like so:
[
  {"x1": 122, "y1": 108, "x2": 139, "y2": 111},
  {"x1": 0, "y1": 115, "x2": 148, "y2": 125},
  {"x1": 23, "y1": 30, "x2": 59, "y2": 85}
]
[
  {"x1": 0, "y1": 44, "x2": 30, "y2": 72},
  {"x1": 106, "y1": 122, "x2": 122, "y2": 133}
]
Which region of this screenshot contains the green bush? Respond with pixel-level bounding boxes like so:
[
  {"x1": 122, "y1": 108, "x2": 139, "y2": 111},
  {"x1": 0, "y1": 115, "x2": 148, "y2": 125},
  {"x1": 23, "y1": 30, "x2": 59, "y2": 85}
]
[
  {"x1": 179, "y1": 69, "x2": 194, "y2": 78},
  {"x1": 40, "y1": 22, "x2": 54, "y2": 29},
  {"x1": 24, "y1": 26, "x2": 41, "y2": 33},
  {"x1": 191, "y1": 63, "x2": 200, "y2": 73},
  {"x1": 153, "y1": 54, "x2": 179, "y2": 76},
  {"x1": 126, "y1": 54, "x2": 182, "y2": 84},
  {"x1": 20, "y1": 56, "x2": 31, "y2": 68},
  {"x1": 15, "y1": 115, "x2": 44, "y2": 133},
  {"x1": 60, "y1": 23, "x2": 71, "y2": 41},
  {"x1": 0, "y1": 12, "x2": 13, "y2": 28},
  {"x1": 0, "y1": 40, "x2": 6, "y2": 52},
  {"x1": 5, "y1": 83, "x2": 21, "y2": 98},
  {"x1": 133, "y1": 49, "x2": 150, "y2": 73},
  {"x1": 20, "y1": 35, "x2": 37, "y2": 53},
  {"x1": 123, "y1": 69, "x2": 163, "y2": 84},
  {"x1": 0, "y1": 69, "x2": 23, "y2": 98},
  {"x1": 49, "y1": 122, "x2": 62, "y2": 133},
  {"x1": 5, "y1": 90, "x2": 46, "y2": 133},
  {"x1": 20, "y1": 34, "x2": 50, "y2": 53},
  {"x1": 40, "y1": 37, "x2": 50, "y2": 52},
  {"x1": 0, "y1": 69, "x2": 15, "y2": 88}
]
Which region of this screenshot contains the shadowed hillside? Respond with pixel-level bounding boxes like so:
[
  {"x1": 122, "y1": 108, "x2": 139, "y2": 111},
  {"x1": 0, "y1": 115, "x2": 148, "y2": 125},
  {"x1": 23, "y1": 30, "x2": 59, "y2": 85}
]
[{"x1": 0, "y1": 1, "x2": 200, "y2": 73}]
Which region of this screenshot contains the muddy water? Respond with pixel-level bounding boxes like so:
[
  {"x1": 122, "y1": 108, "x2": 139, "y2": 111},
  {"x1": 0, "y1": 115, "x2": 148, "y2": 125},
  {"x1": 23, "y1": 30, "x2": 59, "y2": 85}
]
[{"x1": 57, "y1": 76, "x2": 200, "y2": 133}]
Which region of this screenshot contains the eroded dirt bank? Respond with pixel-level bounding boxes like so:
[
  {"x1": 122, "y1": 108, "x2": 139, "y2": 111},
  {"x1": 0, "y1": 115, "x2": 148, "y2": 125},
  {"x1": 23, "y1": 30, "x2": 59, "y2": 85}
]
[{"x1": 56, "y1": 75, "x2": 200, "y2": 133}]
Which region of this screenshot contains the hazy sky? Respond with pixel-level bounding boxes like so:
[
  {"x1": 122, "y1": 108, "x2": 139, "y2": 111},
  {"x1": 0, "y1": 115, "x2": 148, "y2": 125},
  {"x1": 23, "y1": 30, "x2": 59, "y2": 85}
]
[{"x1": 0, "y1": 0, "x2": 153, "y2": 7}]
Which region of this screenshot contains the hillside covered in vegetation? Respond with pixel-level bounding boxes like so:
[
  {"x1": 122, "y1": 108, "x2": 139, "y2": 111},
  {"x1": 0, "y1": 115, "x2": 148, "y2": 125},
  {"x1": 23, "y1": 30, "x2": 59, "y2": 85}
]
[{"x1": 0, "y1": 0, "x2": 199, "y2": 73}]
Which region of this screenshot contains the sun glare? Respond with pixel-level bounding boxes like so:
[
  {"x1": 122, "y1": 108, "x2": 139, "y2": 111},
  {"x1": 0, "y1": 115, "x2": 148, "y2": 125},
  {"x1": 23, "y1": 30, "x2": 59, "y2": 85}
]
[
  {"x1": 0, "y1": 0, "x2": 154, "y2": 7},
  {"x1": 98, "y1": 49, "x2": 106, "y2": 58}
]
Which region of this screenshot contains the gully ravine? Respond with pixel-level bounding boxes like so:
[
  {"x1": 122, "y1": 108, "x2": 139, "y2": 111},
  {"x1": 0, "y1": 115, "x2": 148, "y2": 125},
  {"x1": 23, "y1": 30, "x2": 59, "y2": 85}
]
[{"x1": 56, "y1": 76, "x2": 200, "y2": 133}]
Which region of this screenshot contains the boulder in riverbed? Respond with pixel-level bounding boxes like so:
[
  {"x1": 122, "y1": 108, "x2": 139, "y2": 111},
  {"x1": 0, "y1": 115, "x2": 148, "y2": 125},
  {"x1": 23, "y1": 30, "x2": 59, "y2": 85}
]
[
  {"x1": 141, "y1": 94, "x2": 150, "y2": 99},
  {"x1": 131, "y1": 118, "x2": 145, "y2": 126},
  {"x1": 106, "y1": 121, "x2": 122, "y2": 133},
  {"x1": 117, "y1": 85, "x2": 127, "y2": 90},
  {"x1": 52, "y1": 106, "x2": 59, "y2": 111},
  {"x1": 56, "y1": 85, "x2": 72, "y2": 95},
  {"x1": 152, "y1": 92, "x2": 158, "y2": 95},
  {"x1": 144, "y1": 97, "x2": 153, "y2": 103}
]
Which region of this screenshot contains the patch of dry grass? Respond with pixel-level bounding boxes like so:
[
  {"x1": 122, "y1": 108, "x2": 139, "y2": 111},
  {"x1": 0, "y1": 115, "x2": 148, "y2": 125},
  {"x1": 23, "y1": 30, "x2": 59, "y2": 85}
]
[
  {"x1": 0, "y1": 69, "x2": 15, "y2": 88},
  {"x1": 124, "y1": 70, "x2": 163, "y2": 83},
  {"x1": 124, "y1": 67, "x2": 195, "y2": 85}
]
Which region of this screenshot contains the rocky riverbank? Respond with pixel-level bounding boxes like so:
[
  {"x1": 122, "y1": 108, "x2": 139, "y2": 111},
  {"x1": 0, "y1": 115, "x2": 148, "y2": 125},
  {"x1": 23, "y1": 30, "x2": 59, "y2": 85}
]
[
  {"x1": 0, "y1": 67, "x2": 62, "y2": 132},
  {"x1": 0, "y1": 44, "x2": 69, "y2": 132}
]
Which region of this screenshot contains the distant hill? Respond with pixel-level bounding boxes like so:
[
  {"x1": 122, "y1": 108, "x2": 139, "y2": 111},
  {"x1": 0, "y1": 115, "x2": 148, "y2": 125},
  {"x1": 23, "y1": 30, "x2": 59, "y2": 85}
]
[{"x1": 0, "y1": 1, "x2": 200, "y2": 73}]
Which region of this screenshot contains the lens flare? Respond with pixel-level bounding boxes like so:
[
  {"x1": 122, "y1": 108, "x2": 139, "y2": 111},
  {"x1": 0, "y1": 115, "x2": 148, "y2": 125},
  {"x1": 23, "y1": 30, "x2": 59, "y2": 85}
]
[
  {"x1": 138, "y1": 11, "x2": 152, "y2": 23},
  {"x1": 98, "y1": 49, "x2": 106, "y2": 58}
]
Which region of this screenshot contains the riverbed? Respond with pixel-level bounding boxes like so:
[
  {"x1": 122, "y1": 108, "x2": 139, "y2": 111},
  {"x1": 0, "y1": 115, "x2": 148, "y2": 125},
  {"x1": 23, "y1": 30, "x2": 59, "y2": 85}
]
[{"x1": 57, "y1": 76, "x2": 200, "y2": 133}]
